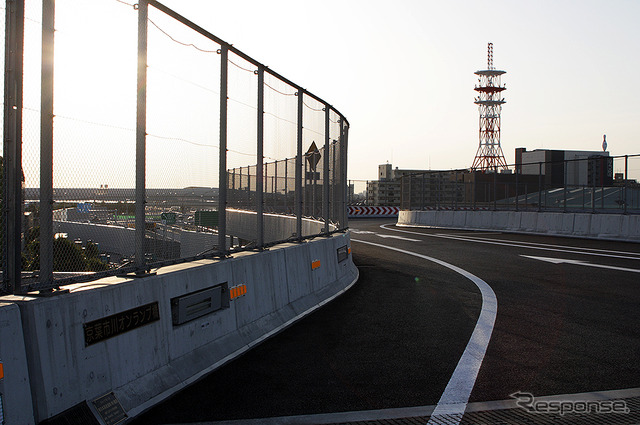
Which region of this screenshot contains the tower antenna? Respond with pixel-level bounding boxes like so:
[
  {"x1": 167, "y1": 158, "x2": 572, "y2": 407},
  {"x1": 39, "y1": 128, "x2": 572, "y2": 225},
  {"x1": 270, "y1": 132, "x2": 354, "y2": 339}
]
[{"x1": 471, "y1": 42, "x2": 508, "y2": 172}]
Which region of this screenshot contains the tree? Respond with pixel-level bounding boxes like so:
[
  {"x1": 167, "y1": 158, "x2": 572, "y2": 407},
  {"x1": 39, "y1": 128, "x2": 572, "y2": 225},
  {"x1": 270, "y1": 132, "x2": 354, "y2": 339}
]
[
  {"x1": 22, "y1": 227, "x2": 110, "y2": 272},
  {"x1": 52, "y1": 238, "x2": 86, "y2": 272}
]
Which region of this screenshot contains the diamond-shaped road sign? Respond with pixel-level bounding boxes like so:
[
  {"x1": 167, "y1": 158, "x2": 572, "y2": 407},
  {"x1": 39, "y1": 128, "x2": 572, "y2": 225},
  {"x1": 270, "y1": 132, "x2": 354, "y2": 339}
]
[{"x1": 305, "y1": 141, "x2": 321, "y2": 171}]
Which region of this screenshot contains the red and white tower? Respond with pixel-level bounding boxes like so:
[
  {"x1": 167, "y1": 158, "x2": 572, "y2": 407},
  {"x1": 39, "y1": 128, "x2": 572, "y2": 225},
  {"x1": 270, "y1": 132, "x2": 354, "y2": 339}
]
[{"x1": 471, "y1": 43, "x2": 508, "y2": 172}]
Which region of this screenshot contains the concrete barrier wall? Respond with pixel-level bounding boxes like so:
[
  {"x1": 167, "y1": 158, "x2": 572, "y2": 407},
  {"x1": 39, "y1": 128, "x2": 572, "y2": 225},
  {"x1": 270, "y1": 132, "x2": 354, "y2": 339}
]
[
  {"x1": 1, "y1": 215, "x2": 357, "y2": 423},
  {"x1": 225, "y1": 209, "x2": 335, "y2": 243},
  {"x1": 398, "y1": 210, "x2": 640, "y2": 242},
  {"x1": 54, "y1": 209, "x2": 332, "y2": 260},
  {"x1": 54, "y1": 221, "x2": 136, "y2": 256},
  {"x1": 0, "y1": 303, "x2": 35, "y2": 425}
]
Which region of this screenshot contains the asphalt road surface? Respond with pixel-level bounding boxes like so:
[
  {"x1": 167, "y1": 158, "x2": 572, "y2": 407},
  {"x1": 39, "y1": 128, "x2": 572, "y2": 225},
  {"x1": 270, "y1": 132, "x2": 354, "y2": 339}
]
[{"x1": 132, "y1": 218, "x2": 640, "y2": 424}]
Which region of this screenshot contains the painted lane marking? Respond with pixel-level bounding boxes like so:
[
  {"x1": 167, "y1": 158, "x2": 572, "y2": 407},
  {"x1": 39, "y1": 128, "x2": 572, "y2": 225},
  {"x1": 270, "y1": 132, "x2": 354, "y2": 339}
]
[
  {"x1": 435, "y1": 232, "x2": 640, "y2": 258},
  {"x1": 350, "y1": 227, "x2": 420, "y2": 241},
  {"x1": 349, "y1": 229, "x2": 376, "y2": 234},
  {"x1": 352, "y1": 238, "x2": 497, "y2": 425},
  {"x1": 376, "y1": 234, "x2": 421, "y2": 242},
  {"x1": 380, "y1": 224, "x2": 640, "y2": 261},
  {"x1": 436, "y1": 232, "x2": 503, "y2": 236},
  {"x1": 521, "y1": 255, "x2": 640, "y2": 274}
]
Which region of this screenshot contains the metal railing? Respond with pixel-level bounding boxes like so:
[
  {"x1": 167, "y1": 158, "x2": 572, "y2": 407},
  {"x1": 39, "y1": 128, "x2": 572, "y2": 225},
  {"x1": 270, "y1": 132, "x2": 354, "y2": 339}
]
[
  {"x1": 399, "y1": 154, "x2": 640, "y2": 214},
  {"x1": 1, "y1": 0, "x2": 349, "y2": 294}
]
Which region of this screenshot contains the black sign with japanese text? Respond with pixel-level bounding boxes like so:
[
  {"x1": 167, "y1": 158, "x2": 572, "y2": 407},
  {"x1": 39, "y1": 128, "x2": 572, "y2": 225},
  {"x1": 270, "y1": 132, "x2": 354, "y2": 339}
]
[
  {"x1": 92, "y1": 392, "x2": 127, "y2": 425},
  {"x1": 83, "y1": 302, "x2": 160, "y2": 346}
]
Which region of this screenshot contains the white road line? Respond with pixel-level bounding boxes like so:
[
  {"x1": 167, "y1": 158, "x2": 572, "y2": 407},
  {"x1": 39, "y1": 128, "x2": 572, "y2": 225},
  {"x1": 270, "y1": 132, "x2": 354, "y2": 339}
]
[
  {"x1": 436, "y1": 232, "x2": 503, "y2": 236},
  {"x1": 376, "y1": 234, "x2": 421, "y2": 242},
  {"x1": 438, "y1": 233, "x2": 640, "y2": 257},
  {"x1": 522, "y1": 255, "x2": 640, "y2": 274},
  {"x1": 380, "y1": 224, "x2": 640, "y2": 261},
  {"x1": 352, "y1": 238, "x2": 497, "y2": 425}
]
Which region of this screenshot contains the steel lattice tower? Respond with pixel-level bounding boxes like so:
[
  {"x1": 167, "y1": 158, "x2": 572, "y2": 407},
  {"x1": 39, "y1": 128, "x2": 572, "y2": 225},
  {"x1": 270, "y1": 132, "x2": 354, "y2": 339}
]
[{"x1": 471, "y1": 43, "x2": 508, "y2": 172}]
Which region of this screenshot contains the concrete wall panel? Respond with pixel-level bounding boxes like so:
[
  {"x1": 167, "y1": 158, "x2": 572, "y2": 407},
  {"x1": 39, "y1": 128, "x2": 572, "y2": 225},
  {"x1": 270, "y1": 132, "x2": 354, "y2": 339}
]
[
  {"x1": 622, "y1": 215, "x2": 640, "y2": 240},
  {"x1": 466, "y1": 210, "x2": 484, "y2": 229},
  {"x1": 536, "y1": 213, "x2": 564, "y2": 234},
  {"x1": 560, "y1": 214, "x2": 575, "y2": 235},
  {"x1": 4, "y1": 218, "x2": 357, "y2": 423},
  {"x1": 506, "y1": 211, "x2": 522, "y2": 231},
  {"x1": 490, "y1": 212, "x2": 510, "y2": 230},
  {"x1": 520, "y1": 212, "x2": 539, "y2": 232},
  {"x1": 0, "y1": 303, "x2": 35, "y2": 425},
  {"x1": 598, "y1": 215, "x2": 623, "y2": 238},
  {"x1": 398, "y1": 210, "x2": 637, "y2": 242},
  {"x1": 435, "y1": 210, "x2": 454, "y2": 228},
  {"x1": 573, "y1": 214, "x2": 592, "y2": 236},
  {"x1": 453, "y1": 211, "x2": 467, "y2": 228},
  {"x1": 284, "y1": 243, "x2": 314, "y2": 303}
]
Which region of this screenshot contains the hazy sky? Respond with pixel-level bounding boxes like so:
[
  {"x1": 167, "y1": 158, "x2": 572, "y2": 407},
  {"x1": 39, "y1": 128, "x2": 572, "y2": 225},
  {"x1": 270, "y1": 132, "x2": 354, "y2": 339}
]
[
  {"x1": 159, "y1": 0, "x2": 640, "y2": 181},
  {"x1": 17, "y1": 0, "x2": 640, "y2": 188}
]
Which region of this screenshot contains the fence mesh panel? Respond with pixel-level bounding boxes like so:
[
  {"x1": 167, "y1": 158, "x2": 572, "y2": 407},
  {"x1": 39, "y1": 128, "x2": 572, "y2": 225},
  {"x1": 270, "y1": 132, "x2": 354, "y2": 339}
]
[
  {"x1": 146, "y1": 7, "x2": 221, "y2": 263},
  {"x1": 2, "y1": 1, "x2": 349, "y2": 293},
  {"x1": 41, "y1": 1, "x2": 136, "y2": 282},
  {"x1": 20, "y1": 0, "x2": 43, "y2": 288}
]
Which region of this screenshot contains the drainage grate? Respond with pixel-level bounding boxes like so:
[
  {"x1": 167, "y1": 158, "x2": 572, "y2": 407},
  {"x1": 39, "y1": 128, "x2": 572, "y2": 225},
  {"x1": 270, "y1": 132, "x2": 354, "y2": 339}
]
[{"x1": 330, "y1": 396, "x2": 640, "y2": 425}]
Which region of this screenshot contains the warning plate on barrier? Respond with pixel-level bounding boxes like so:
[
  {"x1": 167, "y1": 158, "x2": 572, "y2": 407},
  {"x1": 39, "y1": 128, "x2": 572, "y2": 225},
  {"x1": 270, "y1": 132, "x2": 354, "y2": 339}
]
[{"x1": 92, "y1": 392, "x2": 127, "y2": 425}]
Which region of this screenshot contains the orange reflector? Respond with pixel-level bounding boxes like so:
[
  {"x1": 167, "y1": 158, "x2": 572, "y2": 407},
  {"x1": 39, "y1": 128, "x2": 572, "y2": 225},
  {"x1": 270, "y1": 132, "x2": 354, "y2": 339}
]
[
  {"x1": 312, "y1": 260, "x2": 321, "y2": 270},
  {"x1": 230, "y1": 285, "x2": 247, "y2": 300},
  {"x1": 348, "y1": 247, "x2": 351, "y2": 254},
  {"x1": 0, "y1": 362, "x2": 4, "y2": 380}
]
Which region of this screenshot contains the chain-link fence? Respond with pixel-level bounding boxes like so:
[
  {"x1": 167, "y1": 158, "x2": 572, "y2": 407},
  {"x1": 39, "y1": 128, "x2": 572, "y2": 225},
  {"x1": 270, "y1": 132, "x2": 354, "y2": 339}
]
[
  {"x1": 399, "y1": 154, "x2": 640, "y2": 213},
  {"x1": 1, "y1": 0, "x2": 349, "y2": 294}
]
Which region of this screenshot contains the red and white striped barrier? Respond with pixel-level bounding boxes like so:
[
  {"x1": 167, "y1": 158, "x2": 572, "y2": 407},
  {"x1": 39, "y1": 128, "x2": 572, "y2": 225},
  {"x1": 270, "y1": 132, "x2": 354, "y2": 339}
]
[
  {"x1": 348, "y1": 206, "x2": 399, "y2": 217},
  {"x1": 419, "y1": 206, "x2": 490, "y2": 211}
]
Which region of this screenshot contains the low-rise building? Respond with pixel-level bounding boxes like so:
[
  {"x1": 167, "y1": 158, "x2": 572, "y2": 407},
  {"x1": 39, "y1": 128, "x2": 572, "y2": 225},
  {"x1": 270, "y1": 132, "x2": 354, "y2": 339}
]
[{"x1": 366, "y1": 164, "x2": 431, "y2": 206}]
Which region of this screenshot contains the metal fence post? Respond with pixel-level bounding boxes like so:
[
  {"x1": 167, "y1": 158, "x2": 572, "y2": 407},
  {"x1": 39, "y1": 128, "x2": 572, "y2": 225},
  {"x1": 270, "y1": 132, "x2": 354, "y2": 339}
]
[
  {"x1": 493, "y1": 170, "x2": 497, "y2": 211},
  {"x1": 342, "y1": 123, "x2": 349, "y2": 228},
  {"x1": 600, "y1": 171, "x2": 605, "y2": 210},
  {"x1": 515, "y1": 167, "x2": 519, "y2": 212},
  {"x1": 332, "y1": 136, "x2": 337, "y2": 221},
  {"x1": 3, "y1": 0, "x2": 25, "y2": 294},
  {"x1": 39, "y1": 0, "x2": 55, "y2": 289},
  {"x1": 247, "y1": 166, "x2": 251, "y2": 208},
  {"x1": 135, "y1": 0, "x2": 148, "y2": 273},
  {"x1": 592, "y1": 172, "x2": 596, "y2": 214},
  {"x1": 538, "y1": 162, "x2": 542, "y2": 212},
  {"x1": 563, "y1": 159, "x2": 567, "y2": 212},
  {"x1": 295, "y1": 90, "x2": 303, "y2": 240},
  {"x1": 273, "y1": 159, "x2": 278, "y2": 213},
  {"x1": 472, "y1": 174, "x2": 476, "y2": 210},
  {"x1": 256, "y1": 65, "x2": 264, "y2": 247},
  {"x1": 625, "y1": 155, "x2": 628, "y2": 214},
  {"x1": 323, "y1": 104, "x2": 330, "y2": 235},
  {"x1": 455, "y1": 171, "x2": 458, "y2": 210},
  {"x1": 421, "y1": 173, "x2": 425, "y2": 210},
  {"x1": 218, "y1": 44, "x2": 228, "y2": 252}
]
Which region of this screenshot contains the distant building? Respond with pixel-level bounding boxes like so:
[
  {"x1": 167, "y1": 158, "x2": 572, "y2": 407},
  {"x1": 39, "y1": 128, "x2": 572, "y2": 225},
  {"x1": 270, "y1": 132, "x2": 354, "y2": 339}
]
[
  {"x1": 367, "y1": 164, "x2": 431, "y2": 206},
  {"x1": 515, "y1": 148, "x2": 612, "y2": 187}
]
